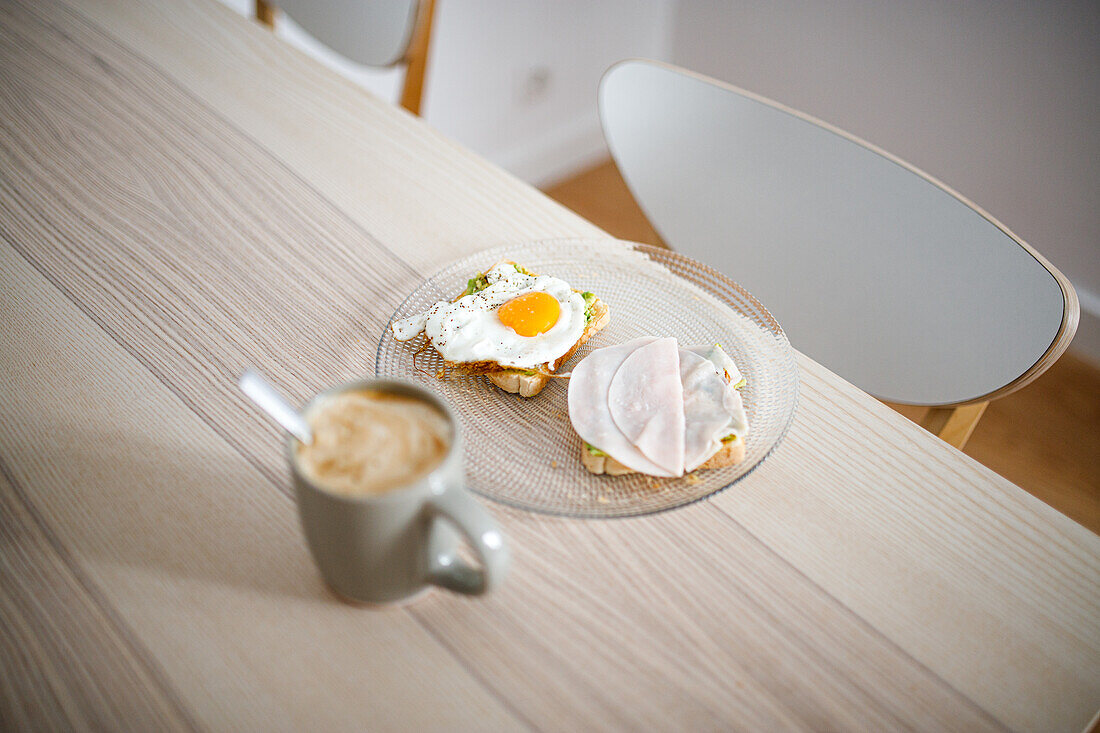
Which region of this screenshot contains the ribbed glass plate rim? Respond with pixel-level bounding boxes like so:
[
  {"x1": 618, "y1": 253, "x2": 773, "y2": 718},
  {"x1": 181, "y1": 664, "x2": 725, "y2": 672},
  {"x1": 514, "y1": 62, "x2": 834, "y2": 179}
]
[{"x1": 376, "y1": 238, "x2": 799, "y2": 519}]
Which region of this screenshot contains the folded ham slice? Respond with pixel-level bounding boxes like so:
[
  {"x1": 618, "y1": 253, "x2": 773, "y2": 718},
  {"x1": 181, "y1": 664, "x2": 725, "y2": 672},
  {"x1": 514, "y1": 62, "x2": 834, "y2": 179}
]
[
  {"x1": 685, "y1": 345, "x2": 748, "y2": 440},
  {"x1": 569, "y1": 339, "x2": 749, "y2": 477},
  {"x1": 680, "y1": 349, "x2": 736, "y2": 472},
  {"x1": 607, "y1": 337, "x2": 685, "y2": 476},
  {"x1": 567, "y1": 337, "x2": 674, "y2": 477}
]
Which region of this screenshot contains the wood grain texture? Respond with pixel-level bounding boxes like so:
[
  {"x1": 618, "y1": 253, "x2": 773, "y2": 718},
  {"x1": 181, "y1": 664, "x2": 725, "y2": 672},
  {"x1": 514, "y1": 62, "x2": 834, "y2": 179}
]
[
  {"x1": 0, "y1": 0, "x2": 424, "y2": 484},
  {"x1": 72, "y1": 0, "x2": 605, "y2": 271},
  {"x1": 0, "y1": 224, "x2": 523, "y2": 732},
  {"x1": 728, "y1": 355, "x2": 1100, "y2": 731},
  {"x1": 0, "y1": 462, "x2": 197, "y2": 732},
  {"x1": 0, "y1": 0, "x2": 1098, "y2": 731}
]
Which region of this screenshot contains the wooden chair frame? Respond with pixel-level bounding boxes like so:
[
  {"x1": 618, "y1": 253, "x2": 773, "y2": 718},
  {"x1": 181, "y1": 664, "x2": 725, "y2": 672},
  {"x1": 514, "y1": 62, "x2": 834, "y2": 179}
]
[
  {"x1": 601, "y1": 60, "x2": 1080, "y2": 450},
  {"x1": 253, "y1": 0, "x2": 436, "y2": 115}
]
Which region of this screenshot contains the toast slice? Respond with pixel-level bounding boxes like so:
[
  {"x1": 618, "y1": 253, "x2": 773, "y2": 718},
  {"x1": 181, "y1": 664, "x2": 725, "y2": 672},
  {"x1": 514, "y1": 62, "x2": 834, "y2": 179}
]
[
  {"x1": 442, "y1": 261, "x2": 610, "y2": 397},
  {"x1": 580, "y1": 435, "x2": 745, "y2": 476}
]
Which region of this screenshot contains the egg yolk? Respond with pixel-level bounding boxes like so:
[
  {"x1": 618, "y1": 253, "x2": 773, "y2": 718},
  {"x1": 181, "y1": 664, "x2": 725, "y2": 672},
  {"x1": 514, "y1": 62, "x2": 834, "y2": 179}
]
[{"x1": 498, "y1": 292, "x2": 561, "y2": 337}]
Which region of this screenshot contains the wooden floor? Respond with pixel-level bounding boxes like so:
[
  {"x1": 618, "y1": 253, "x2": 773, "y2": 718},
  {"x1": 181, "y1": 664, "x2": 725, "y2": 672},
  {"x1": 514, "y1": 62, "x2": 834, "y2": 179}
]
[{"x1": 545, "y1": 160, "x2": 1100, "y2": 533}]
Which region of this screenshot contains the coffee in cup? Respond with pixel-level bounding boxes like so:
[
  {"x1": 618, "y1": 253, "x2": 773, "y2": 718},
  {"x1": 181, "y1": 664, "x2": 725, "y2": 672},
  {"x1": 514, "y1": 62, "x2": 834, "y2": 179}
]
[{"x1": 295, "y1": 389, "x2": 451, "y2": 497}]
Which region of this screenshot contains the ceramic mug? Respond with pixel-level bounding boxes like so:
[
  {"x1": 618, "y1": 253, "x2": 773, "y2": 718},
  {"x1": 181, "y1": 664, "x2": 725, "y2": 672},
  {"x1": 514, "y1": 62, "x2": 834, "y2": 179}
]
[{"x1": 288, "y1": 378, "x2": 508, "y2": 604}]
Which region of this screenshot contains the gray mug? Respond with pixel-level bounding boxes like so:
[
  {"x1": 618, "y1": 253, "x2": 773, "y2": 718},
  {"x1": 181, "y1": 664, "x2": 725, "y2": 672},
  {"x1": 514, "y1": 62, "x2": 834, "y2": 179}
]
[{"x1": 288, "y1": 378, "x2": 508, "y2": 604}]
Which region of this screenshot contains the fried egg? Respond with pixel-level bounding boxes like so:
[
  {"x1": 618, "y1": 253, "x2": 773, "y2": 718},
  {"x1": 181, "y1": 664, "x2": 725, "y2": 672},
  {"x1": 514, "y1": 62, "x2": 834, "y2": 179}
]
[{"x1": 392, "y1": 263, "x2": 587, "y2": 369}]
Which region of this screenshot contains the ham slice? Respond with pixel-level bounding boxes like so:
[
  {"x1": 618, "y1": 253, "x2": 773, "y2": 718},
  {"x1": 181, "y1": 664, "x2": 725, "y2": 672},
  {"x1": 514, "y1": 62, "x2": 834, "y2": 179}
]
[
  {"x1": 567, "y1": 337, "x2": 674, "y2": 477},
  {"x1": 607, "y1": 338, "x2": 685, "y2": 476},
  {"x1": 685, "y1": 345, "x2": 749, "y2": 440},
  {"x1": 680, "y1": 350, "x2": 732, "y2": 471},
  {"x1": 569, "y1": 339, "x2": 750, "y2": 478}
]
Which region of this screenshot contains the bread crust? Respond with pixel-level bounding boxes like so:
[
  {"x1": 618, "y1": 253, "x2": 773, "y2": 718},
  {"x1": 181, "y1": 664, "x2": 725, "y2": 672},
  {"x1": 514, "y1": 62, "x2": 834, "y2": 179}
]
[{"x1": 581, "y1": 435, "x2": 746, "y2": 476}]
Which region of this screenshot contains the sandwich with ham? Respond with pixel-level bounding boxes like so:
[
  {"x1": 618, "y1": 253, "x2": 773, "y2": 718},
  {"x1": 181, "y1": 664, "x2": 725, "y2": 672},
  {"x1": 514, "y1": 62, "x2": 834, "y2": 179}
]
[{"x1": 568, "y1": 337, "x2": 748, "y2": 476}]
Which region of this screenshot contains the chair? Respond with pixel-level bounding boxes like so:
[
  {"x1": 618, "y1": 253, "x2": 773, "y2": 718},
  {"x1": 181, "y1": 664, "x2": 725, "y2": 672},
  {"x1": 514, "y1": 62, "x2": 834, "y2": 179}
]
[
  {"x1": 253, "y1": 0, "x2": 436, "y2": 115},
  {"x1": 598, "y1": 60, "x2": 1078, "y2": 449}
]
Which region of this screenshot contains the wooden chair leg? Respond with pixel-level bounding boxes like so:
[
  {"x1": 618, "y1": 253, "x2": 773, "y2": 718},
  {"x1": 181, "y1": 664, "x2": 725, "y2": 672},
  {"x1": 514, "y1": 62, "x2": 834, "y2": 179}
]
[
  {"x1": 399, "y1": 0, "x2": 436, "y2": 115},
  {"x1": 255, "y1": 0, "x2": 276, "y2": 29},
  {"x1": 919, "y1": 402, "x2": 989, "y2": 450}
]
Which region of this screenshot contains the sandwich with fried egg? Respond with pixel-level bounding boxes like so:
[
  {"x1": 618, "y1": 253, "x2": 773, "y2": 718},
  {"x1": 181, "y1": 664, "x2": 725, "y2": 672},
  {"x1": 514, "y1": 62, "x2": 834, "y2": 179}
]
[{"x1": 391, "y1": 261, "x2": 609, "y2": 397}]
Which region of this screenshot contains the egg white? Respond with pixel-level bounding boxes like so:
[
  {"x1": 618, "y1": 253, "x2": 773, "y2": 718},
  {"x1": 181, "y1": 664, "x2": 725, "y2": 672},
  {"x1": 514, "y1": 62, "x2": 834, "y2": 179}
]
[{"x1": 393, "y1": 264, "x2": 587, "y2": 369}]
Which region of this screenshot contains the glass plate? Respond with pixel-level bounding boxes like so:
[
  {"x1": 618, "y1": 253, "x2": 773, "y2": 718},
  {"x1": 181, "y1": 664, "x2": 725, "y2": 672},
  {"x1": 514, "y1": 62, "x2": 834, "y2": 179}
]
[{"x1": 376, "y1": 238, "x2": 798, "y2": 518}]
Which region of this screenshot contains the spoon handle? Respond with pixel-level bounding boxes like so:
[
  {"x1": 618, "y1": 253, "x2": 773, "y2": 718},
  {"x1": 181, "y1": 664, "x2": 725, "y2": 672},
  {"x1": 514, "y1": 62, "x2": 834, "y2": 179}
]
[{"x1": 239, "y1": 369, "x2": 313, "y2": 444}]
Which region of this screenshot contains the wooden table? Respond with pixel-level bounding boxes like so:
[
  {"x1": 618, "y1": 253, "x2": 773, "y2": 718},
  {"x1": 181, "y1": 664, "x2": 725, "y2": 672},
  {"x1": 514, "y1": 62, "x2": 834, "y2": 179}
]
[{"x1": 1, "y1": 1, "x2": 1097, "y2": 730}]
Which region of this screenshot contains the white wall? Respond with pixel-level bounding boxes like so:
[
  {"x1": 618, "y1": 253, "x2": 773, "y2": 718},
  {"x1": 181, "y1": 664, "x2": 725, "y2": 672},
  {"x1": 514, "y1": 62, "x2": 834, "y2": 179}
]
[
  {"x1": 668, "y1": 0, "x2": 1100, "y2": 363},
  {"x1": 423, "y1": 0, "x2": 670, "y2": 184},
  {"x1": 219, "y1": 0, "x2": 670, "y2": 186}
]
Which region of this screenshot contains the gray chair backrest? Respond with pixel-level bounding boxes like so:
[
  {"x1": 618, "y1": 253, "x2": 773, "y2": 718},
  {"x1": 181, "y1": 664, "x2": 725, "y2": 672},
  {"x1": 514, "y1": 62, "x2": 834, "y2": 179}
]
[
  {"x1": 275, "y1": 0, "x2": 419, "y2": 67},
  {"x1": 599, "y1": 60, "x2": 1077, "y2": 406}
]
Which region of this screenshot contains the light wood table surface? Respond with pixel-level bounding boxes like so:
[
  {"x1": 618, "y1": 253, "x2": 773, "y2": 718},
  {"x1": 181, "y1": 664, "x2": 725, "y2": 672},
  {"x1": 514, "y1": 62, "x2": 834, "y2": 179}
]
[{"x1": 1, "y1": 1, "x2": 1098, "y2": 730}]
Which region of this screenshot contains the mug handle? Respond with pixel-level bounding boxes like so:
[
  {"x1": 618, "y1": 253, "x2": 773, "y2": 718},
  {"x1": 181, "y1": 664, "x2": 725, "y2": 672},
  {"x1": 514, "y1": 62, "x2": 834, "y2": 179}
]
[{"x1": 426, "y1": 489, "x2": 509, "y2": 595}]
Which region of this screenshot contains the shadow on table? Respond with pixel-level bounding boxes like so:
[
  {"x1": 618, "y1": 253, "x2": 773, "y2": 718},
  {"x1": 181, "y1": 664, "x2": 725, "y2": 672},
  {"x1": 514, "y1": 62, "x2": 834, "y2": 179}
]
[{"x1": 34, "y1": 425, "x2": 346, "y2": 607}]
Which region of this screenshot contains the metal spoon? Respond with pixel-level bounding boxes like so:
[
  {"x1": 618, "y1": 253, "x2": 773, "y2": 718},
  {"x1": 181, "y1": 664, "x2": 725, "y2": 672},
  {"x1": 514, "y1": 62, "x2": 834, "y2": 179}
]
[{"x1": 238, "y1": 369, "x2": 313, "y2": 444}]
